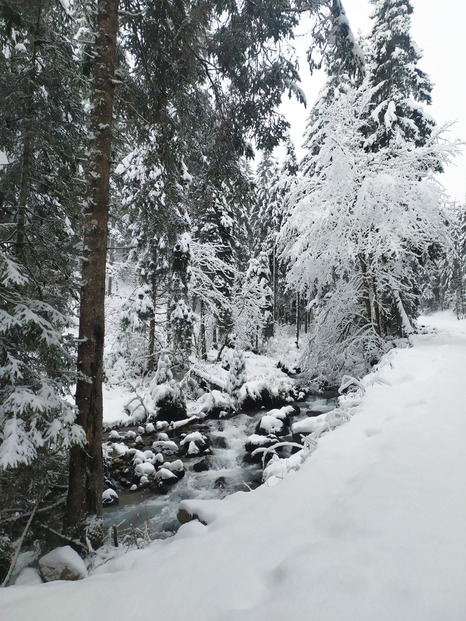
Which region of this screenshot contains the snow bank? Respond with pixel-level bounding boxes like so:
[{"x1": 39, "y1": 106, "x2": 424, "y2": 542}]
[{"x1": 2, "y1": 314, "x2": 466, "y2": 621}]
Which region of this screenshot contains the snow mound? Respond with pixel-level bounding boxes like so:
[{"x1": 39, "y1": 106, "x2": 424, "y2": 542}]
[{"x1": 38, "y1": 546, "x2": 87, "y2": 582}]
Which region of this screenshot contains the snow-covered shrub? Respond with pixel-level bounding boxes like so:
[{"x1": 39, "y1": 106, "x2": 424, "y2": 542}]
[
  {"x1": 225, "y1": 347, "x2": 247, "y2": 400},
  {"x1": 150, "y1": 351, "x2": 187, "y2": 422}
]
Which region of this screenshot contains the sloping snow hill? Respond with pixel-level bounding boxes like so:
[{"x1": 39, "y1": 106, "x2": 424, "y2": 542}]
[{"x1": 1, "y1": 312, "x2": 465, "y2": 621}]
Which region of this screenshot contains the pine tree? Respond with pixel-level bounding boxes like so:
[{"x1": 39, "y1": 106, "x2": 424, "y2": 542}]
[
  {"x1": 0, "y1": 0, "x2": 89, "y2": 558},
  {"x1": 0, "y1": 1, "x2": 87, "y2": 467},
  {"x1": 363, "y1": 0, "x2": 435, "y2": 151}
]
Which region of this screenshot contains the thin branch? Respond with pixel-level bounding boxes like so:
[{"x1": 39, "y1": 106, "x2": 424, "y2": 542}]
[
  {"x1": 1, "y1": 494, "x2": 43, "y2": 587},
  {"x1": 0, "y1": 497, "x2": 66, "y2": 526}
]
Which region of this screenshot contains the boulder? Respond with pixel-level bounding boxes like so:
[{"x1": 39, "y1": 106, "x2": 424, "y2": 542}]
[{"x1": 39, "y1": 546, "x2": 88, "y2": 582}]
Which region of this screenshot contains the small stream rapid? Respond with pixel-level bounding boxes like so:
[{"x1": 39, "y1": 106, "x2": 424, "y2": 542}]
[{"x1": 103, "y1": 394, "x2": 336, "y2": 540}]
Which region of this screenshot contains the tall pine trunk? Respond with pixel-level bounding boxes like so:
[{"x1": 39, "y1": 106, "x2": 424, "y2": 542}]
[
  {"x1": 66, "y1": 0, "x2": 119, "y2": 538},
  {"x1": 147, "y1": 247, "x2": 158, "y2": 372}
]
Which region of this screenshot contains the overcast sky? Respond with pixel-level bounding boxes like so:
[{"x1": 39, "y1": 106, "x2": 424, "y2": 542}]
[{"x1": 284, "y1": 0, "x2": 465, "y2": 202}]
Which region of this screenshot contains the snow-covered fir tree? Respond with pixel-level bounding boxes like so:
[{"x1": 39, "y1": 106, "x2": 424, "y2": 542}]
[
  {"x1": 362, "y1": 0, "x2": 435, "y2": 151},
  {"x1": 0, "y1": 0, "x2": 86, "y2": 469}
]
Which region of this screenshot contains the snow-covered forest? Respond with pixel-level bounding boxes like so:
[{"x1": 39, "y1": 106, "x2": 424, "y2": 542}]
[{"x1": 0, "y1": 0, "x2": 465, "y2": 614}]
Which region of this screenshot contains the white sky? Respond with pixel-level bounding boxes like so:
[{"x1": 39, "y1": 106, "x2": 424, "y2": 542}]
[{"x1": 283, "y1": 0, "x2": 466, "y2": 202}]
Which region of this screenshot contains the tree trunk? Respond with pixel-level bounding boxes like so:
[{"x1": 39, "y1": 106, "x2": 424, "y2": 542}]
[
  {"x1": 66, "y1": 0, "x2": 119, "y2": 537},
  {"x1": 199, "y1": 300, "x2": 207, "y2": 361},
  {"x1": 295, "y1": 292, "x2": 301, "y2": 349},
  {"x1": 147, "y1": 246, "x2": 158, "y2": 372},
  {"x1": 272, "y1": 246, "x2": 278, "y2": 327},
  {"x1": 15, "y1": 4, "x2": 41, "y2": 260}
]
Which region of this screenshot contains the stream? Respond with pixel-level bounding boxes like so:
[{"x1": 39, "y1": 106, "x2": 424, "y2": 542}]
[{"x1": 103, "y1": 393, "x2": 336, "y2": 540}]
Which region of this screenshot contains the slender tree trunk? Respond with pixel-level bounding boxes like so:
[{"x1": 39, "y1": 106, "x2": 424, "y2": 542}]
[
  {"x1": 66, "y1": 0, "x2": 119, "y2": 537},
  {"x1": 15, "y1": 132, "x2": 33, "y2": 260},
  {"x1": 295, "y1": 292, "x2": 301, "y2": 349},
  {"x1": 358, "y1": 254, "x2": 378, "y2": 334},
  {"x1": 15, "y1": 4, "x2": 41, "y2": 260},
  {"x1": 147, "y1": 246, "x2": 158, "y2": 372},
  {"x1": 272, "y1": 246, "x2": 278, "y2": 326},
  {"x1": 394, "y1": 290, "x2": 414, "y2": 336},
  {"x1": 199, "y1": 300, "x2": 207, "y2": 360}
]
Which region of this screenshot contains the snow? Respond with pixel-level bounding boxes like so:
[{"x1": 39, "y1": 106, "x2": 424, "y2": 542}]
[
  {"x1": 2, "y1": 312, "x2": 466, "y2": 620},
  {"x1": 134, "y1": 462, "x2": 155, "y2": 478},
  {"x1": 102, "y1": 385, "x2": 132, "y2": 425},
  {"x1": 38, "y1": 546, "x2": 88, "y2": 583},
  {"x1": 180, "y1": 432, "x2": 206, "y2": 446},
  {"x1": 257, "y1": 414, "x2": 284, "y2": 434}
]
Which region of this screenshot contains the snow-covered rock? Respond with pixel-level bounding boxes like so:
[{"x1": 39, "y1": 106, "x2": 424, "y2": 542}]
[
  {"x1": 156, "y1": 468, "x2": 178, "y2": 482},
  {"x1": 180, "y1": 431, "x2": 206, "y2": 446},
  {"x1": 102, "y1": 488, "x2": 119, "y2": 506},
  {"x1": 135, "y1": 462, "x2": 156, "y2": 478},
  {"x1": 38, "y1": 546, "x2": 87, "y2": 582},
  {"x1": 161, "y1": 459, "x2": 185, "y2": 478},
  {"x1": 257, "y1": 415, "x2": 284, "y2": 435},
  {"x1": 152, "y1": 440, "x2": 178, "y2": 455}
]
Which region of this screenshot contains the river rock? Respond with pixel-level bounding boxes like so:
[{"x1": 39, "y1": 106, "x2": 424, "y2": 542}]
[
  {"x1": 193, "y1": 458, "x2": 210, "y2": 472},
  {"x1": 39, "y1": 546, "x2": 88, "y2": 582},
  {"x1": 102, "y1": 488, "x2": 119, "y2": 506}
]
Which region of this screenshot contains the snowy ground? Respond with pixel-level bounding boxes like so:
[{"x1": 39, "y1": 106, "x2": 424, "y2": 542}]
[{"x1": 2, "y1": 312, "x2": 466, "y2": 621}]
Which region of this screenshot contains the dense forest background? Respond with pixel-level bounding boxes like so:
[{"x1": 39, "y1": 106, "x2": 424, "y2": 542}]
[{"x1": 0, "y1": 0, "x2": 464, "y2": 581}]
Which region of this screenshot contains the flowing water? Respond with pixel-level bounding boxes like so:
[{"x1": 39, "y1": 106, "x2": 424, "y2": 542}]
[{"x1": 103, "y1": 394, "x2": 336, "y2": 540}]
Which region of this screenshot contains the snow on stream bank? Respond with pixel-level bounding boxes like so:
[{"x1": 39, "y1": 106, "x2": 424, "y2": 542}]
[{"x1": 1, "y1": 312, "x2": 466, "y2": 621}]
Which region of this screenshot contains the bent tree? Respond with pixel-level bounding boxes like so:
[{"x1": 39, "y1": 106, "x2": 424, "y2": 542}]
[{"x1": 66, "y1": 0, "x2": 119, "y2": 539}]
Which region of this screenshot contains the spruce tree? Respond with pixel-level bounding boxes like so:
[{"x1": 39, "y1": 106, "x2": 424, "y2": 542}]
[
  {"x1": 0, "y1": 0, "x2": 88, "y2": 559},
  {"x1": 363, "y1": 0, "x2": 435, "y2": 151}
]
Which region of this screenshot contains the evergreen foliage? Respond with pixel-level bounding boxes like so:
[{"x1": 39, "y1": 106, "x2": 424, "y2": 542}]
[
  {"x1": 362, "y1": 0, "x2": 435, "y2": 151},
  {"x1": 0, "y1": 0, "x2": 86, "y2": 469}
]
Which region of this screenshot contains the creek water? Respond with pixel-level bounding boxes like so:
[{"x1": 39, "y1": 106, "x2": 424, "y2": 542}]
[{"x1": 103, "y1": 394, "x2": 336, "y2": 540}]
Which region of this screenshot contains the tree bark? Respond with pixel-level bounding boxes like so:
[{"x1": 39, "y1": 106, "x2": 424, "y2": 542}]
[
  {"x1": 15, "y1": 3, "x2": 42, "y2": 260},
  {"x1": 295, "y1": 292, "x2": 301, "y2": 349},
  {"x1": 199, "y1": 299, "x2": 207, "y2": 361},
  {"x1": 66, "y1": 0, "x2": 119, "y2": 535},
  {"x1": 147, "y1": 247, "x2": 158, "y2": 372}
]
